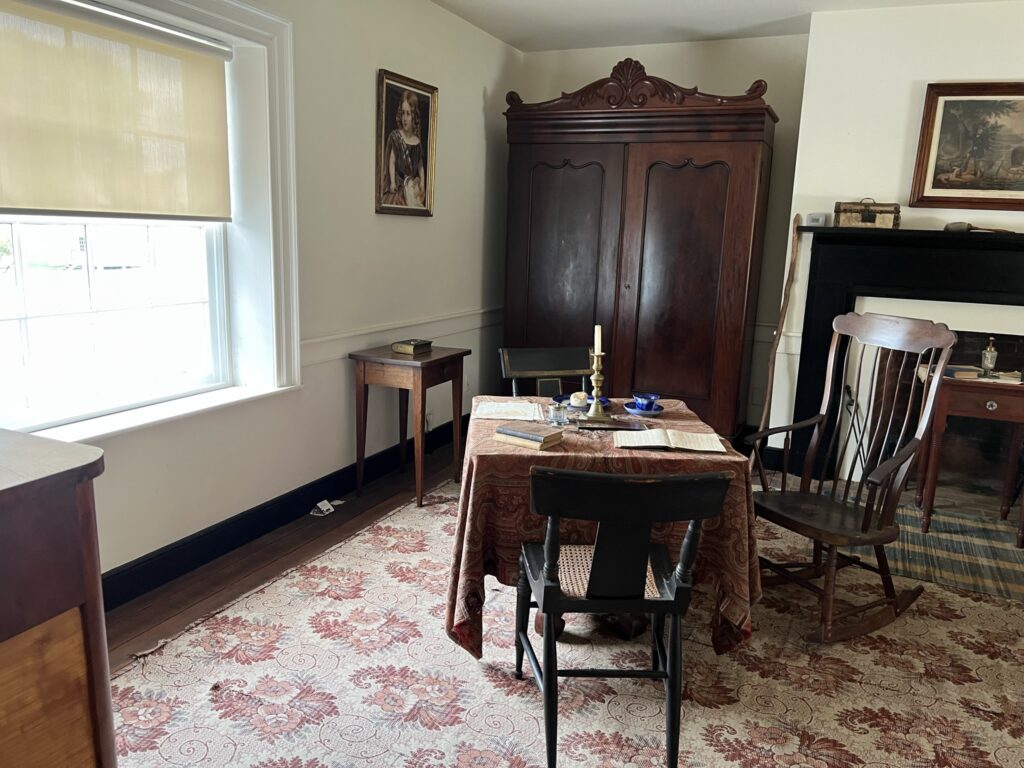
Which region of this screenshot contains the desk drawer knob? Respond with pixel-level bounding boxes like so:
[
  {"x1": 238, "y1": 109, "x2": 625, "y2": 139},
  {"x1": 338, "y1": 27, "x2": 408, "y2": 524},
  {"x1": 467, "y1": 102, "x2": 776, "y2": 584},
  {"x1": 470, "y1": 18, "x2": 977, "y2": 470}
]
[{"x1": 986, "y1": 400, "x2": 998, "y2": 411}]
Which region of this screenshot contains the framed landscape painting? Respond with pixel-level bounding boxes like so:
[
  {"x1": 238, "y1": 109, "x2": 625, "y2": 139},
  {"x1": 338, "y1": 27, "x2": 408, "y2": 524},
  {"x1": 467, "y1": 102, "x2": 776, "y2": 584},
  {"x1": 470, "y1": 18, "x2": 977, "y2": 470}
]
[
  {"x1": 375, "y1": 69, "x2": 437, "y2": 216},
  {"x1": 910, "y1": 82, "x2": 1024, "y2": 210}
]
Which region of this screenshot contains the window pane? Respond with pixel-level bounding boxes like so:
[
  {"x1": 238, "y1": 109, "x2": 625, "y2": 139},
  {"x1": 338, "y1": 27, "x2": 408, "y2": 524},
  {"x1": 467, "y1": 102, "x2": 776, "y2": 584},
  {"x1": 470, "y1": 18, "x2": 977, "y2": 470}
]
[
  {"x1": 150, "y1": 225, "x2": 209, "y2": 305},
  {"x1": 0, "y1": 320, "x2": 28, "y2": 426},
  {"x1": 19, "y1": 223, "x2": 89, "y2": 315},
  {"x1": 88, "y1": 223, "x2": 151, "y2": 310},
  {"x1": 0, "y1": 224, "x2": 18, "y2": 319}
]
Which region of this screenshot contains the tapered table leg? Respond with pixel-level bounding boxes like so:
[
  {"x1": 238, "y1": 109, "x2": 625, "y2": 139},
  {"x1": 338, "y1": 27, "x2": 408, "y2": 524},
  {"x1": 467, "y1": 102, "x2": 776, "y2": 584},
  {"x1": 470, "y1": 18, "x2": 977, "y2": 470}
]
[
  {"x1": 452, "y1": 360, "x2": 463, "y2": 482},
  {"x1": 355, "y1": 360, "x2": 368, "y2": 496},
  {"x1": 999, "y1": 424, "x2": 1024, "y2": 520},
  {"x1": 920, "y1": 411, "x2": 947, "y2": 533},
  {"x1": 398, "y1": 389, "x2": 409, "y2": 473},
  {"x1": 412, "y1": 369, "x2": 426, "y2": 506}
]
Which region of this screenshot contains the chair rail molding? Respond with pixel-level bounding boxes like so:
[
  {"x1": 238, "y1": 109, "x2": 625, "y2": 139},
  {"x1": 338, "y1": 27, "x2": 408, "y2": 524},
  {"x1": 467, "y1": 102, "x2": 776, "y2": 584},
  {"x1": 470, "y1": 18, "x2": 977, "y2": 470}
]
[{"x1": 301, "y1": 306, "x2": 503, "y2": 367}]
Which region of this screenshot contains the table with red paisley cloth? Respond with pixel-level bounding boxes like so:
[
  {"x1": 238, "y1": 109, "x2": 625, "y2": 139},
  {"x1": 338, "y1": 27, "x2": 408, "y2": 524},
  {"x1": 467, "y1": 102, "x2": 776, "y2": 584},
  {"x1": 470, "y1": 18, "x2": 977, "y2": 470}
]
[{"x1": 444, "y1": 395, "x2": 760, "y2": 658}]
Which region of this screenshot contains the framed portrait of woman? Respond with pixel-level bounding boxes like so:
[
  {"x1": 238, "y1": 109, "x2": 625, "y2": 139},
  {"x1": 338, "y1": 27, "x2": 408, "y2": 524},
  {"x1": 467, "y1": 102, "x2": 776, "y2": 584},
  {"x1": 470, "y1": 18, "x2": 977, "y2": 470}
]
[{"x1": 375, "y1": 69, "x2": 438, "y2": 216}]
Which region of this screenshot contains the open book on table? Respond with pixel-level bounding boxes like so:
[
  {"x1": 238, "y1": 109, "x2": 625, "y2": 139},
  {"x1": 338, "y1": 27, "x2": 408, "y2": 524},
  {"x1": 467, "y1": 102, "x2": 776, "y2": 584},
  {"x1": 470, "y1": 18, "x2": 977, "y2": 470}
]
[{"x1": 613, "y1": 428, "x2": 726, "y2": 453}]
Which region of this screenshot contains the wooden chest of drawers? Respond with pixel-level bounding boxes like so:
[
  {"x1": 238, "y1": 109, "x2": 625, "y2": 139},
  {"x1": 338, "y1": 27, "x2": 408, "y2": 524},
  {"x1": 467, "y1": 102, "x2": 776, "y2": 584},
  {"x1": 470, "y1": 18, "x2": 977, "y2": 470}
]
[{"x1": 0, "y1": 429, "x2": 114, "y2": 766}]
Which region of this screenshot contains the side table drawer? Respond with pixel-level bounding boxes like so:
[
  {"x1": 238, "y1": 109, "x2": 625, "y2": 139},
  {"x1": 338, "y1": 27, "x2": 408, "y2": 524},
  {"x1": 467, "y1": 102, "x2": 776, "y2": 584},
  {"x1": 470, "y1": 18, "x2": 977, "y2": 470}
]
[
  {"x1": 422, "y1": 360, "x2": 459, "y2": 389},
  {"x1": 948, "y1": 388, "x2": 1024, "y2": 421}
]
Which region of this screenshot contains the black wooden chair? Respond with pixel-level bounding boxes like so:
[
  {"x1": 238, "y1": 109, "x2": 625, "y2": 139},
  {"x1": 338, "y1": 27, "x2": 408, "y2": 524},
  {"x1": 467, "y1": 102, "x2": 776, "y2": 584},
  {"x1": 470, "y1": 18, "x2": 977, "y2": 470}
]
[
  {"x1": 499, "y1": 346, "x2": 592, "y2": 397},
  {"x1": 516, "y1": 466, "x2": 731, "y2": 768},
  {"x1": 747, "y1": 312, "x2": 956, "y2": 642}
]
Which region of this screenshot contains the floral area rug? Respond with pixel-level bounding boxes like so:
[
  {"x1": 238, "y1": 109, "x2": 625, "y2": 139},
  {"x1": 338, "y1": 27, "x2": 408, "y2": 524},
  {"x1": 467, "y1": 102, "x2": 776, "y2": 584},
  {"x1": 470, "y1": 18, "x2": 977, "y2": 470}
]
[{"x1": 112, "y1": 481, "x2": 1024, "y2": 767}]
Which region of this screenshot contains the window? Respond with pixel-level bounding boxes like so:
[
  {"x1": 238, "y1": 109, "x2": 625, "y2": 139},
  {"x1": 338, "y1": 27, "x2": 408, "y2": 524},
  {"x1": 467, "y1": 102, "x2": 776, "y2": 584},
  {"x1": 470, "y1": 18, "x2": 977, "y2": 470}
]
[
  {"x1": 0, "y1": 0, "x2": 298, "y2": 435},
  {"x1": 0, "y1": 217, "x2": 228, "y2": 430}
]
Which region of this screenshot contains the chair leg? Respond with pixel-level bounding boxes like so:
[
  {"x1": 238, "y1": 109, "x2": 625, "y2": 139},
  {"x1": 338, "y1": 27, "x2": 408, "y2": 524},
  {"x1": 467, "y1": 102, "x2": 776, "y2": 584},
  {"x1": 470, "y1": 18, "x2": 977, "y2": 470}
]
[
  {"x1": 651, "y1": 613, "x2": 664, "y2": 671},
  {"x1": 543, "y1": 611, "x2": 558, "y2": 768},
  {"x1": 875, "y1": 544, "x2": 924, "y2": 622},
  {"x1": 805, "y1": 544, "x2": 924, "y2": 643},
  {"x1": 816, "y1": 545, "x2": 839, "y2": 642},
  {"x1": 515, "y1": 565, "x2": 530, "y2": 680},
  {"x1": 664, "y1": 613, "x2": 681, "y2": 768}
]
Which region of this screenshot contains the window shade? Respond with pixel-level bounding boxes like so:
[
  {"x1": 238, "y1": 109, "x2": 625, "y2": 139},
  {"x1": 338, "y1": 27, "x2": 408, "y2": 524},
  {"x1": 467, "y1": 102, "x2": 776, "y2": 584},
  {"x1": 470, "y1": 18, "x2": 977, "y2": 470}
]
[{"x1": 0, "y1": 0, "x2": 230, "y2": 219}]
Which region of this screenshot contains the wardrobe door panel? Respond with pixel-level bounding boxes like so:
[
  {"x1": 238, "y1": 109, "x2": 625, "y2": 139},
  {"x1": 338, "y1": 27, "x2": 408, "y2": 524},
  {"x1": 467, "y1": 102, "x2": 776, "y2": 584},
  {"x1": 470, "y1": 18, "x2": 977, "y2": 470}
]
[
  {"x1": 505, "y1": 144, "x2": 623, "y2": 354},
  {"x1": 614, "y1": 142, "x2": 760, "y2": 434},
  {"x1": 633, "y1": 159, "x2": 727, "y2": 398}
]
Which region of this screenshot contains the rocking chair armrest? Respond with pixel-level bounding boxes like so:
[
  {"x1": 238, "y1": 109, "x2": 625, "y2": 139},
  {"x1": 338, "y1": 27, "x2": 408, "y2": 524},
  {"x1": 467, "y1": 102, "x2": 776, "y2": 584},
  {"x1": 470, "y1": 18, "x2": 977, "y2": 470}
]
[
  {"x1": 865, "y1": 438, "x2": 921, "y2": 488},
  {"x1": 744, "y1": 414, "x2": 824, "y2": 445}
]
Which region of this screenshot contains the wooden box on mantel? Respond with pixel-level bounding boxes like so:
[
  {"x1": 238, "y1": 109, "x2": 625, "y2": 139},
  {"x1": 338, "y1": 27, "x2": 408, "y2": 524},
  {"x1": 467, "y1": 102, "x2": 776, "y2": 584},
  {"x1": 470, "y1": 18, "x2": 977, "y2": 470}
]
[{"x1": 834, "y1": 198, "x2": 901, "y2": 228}]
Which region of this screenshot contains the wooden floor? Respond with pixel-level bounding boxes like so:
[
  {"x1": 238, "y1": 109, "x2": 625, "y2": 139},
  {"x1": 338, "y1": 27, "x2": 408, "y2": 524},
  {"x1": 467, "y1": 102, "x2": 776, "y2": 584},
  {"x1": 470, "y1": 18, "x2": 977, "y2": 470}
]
[{"x1": 105, "y1": 451, "x2": 455, "y2": 673}]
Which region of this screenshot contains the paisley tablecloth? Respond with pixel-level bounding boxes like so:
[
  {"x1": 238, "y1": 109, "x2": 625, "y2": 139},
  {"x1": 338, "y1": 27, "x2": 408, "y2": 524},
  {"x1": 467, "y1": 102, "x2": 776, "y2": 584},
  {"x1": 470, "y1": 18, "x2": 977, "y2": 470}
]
[{"x1": 444, "y1": 396, "x2": 759, "y2": 658}]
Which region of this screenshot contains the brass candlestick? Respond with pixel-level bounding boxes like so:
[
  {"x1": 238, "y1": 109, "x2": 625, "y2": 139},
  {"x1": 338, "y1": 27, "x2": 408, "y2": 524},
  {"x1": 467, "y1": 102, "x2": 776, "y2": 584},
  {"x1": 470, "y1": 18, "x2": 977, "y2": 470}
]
[{"x1": 580, "y1": 352, "x2": 613, "y2": 423}]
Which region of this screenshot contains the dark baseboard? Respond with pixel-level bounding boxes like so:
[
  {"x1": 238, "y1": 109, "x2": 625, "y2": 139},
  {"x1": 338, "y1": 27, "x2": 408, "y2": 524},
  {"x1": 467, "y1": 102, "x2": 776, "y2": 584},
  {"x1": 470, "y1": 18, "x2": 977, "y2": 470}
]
[{"x1": 102, "y1": 414, "x2": 470, "y2": 611}]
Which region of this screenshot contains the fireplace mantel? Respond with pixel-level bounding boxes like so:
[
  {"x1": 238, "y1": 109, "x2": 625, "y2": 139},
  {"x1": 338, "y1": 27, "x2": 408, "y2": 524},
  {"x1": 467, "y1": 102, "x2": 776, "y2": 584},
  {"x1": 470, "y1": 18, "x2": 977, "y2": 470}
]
[{"x1": 789, "y1": 226, "x2": 1024, "y2": 470}]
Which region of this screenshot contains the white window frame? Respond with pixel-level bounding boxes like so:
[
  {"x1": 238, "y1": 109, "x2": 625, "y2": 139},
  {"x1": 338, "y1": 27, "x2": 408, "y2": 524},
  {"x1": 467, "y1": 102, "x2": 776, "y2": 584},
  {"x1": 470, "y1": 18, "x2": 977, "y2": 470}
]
[{"x1": 35, "y1": 0, "x2": 299, "y2": 442}]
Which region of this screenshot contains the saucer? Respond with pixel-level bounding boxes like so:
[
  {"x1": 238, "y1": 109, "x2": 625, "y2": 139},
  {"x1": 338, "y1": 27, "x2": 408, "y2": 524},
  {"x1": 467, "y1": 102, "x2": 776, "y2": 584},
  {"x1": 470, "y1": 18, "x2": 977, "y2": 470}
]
[
  {"x1": 553, "y1": 394, "x2": 610, "y2": 410},
  {"x1": 623, "y1": 401, "x2": 664, "y2": 416}
]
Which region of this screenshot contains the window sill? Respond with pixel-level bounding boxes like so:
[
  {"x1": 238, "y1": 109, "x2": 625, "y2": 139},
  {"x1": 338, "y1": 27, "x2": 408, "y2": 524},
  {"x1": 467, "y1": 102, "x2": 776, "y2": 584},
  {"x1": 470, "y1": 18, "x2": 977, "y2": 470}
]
[{"x1": 34, "y1": 384, "x2": 301, "y2": 444}]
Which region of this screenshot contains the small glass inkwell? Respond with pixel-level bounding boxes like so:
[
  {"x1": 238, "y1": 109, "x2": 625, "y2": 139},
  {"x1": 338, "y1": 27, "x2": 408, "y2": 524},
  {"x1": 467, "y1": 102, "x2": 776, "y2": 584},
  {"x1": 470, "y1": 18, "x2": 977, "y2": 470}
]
[{"x1": 980, "y1": 336, "x2": 998, "y2": 378}]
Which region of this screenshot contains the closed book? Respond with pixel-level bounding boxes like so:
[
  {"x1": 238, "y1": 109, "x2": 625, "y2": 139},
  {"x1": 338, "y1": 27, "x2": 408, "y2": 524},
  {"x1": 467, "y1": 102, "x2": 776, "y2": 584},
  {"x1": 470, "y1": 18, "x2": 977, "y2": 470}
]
[
  {"x1": 495, "y1": 421, "x2": 563, "y2": 446},
  {"x1": 391, "y1": 338, "x2": 432, "y2": 355},
  {"x1": 944, "y1": 365, "x2": 983, "y2": 379},
  {"x1": 495, "y1": 433, "x2": 563, "y2": 451}
]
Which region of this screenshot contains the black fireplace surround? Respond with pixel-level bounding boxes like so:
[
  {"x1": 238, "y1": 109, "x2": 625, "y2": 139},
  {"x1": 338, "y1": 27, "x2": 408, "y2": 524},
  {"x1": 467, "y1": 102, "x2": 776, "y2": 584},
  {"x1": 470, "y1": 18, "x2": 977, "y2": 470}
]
[{"x1": 786, "y1": 226, "x2": 1024, "y2": 472}]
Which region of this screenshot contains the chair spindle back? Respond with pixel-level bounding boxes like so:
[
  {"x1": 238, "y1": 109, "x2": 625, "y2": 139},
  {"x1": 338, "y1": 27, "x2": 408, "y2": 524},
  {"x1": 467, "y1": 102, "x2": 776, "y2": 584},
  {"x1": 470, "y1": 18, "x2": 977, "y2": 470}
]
[{"x1": 800, "y1": 313, "x2": 955, "y2": 530}]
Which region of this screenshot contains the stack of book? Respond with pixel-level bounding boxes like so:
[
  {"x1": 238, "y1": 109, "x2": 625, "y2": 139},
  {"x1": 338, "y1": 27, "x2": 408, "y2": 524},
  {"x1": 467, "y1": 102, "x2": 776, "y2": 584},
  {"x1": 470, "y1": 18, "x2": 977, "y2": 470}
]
[
  {"x1": 494, "y1": 422, "x2": 564, "y2": 450},
  {"x1": 391, "y1": 338, "x2": 432, "y2": 355}
]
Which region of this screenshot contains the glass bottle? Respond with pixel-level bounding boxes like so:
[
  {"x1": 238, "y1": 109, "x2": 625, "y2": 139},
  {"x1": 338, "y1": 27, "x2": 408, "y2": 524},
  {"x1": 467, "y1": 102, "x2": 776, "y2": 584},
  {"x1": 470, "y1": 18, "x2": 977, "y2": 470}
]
[{"x1": 981, "y1": 337, "x2": 998, "y2": 377}]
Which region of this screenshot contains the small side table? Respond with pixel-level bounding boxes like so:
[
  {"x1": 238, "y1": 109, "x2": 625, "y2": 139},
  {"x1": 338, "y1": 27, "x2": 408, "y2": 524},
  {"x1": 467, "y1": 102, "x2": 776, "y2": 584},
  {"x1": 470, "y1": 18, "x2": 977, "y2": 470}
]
[
  {"x1": 917, "y1": 378, "x2": 1024, "y2": 547},
  {"x1": 349, "y1": 345, "x2": 471, "y2": 506}
]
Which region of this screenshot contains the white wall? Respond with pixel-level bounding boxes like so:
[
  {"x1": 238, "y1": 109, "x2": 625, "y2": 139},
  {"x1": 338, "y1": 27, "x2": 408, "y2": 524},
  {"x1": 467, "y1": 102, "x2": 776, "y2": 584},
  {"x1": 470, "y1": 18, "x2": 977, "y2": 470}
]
[
  {"x1": 772, "y1": 1, "x2": 1024, "y2": 430},
  {"x1": 92, "y1": 0, "x2": 521, "y2": 569},
  {"x1": 518, "y1": 35, "x2": 810, "y2": 423}
]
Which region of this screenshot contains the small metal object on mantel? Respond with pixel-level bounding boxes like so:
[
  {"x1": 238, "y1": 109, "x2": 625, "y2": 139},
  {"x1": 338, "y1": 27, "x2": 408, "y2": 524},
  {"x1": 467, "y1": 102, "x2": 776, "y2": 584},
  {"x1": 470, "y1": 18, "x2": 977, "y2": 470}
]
[
  {"x1": 834, "y1": 198, "x2": 901, "y2": 228},
  {"x1": 944, "y1": 221, "x2": 1016, "y2": 234}
]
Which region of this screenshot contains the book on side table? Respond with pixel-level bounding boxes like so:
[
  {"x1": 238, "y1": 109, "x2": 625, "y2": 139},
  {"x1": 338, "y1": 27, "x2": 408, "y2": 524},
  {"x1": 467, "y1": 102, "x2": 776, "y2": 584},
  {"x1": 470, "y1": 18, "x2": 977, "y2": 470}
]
[
  {"x1": 391, "y1": 338, "x2": 432, "y2": 355},
  {"x1": 613, "y1": 428, "x2": 726, "y2": 453},
  {"x1": 495, "y1": 421, "x2": 564, "y2": 450}
]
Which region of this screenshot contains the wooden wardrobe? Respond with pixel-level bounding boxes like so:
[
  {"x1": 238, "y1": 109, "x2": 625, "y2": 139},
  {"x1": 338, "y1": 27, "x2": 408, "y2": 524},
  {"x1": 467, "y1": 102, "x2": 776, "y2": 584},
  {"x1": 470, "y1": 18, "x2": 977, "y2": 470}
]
[{"x1": 503, "y1": 59, "x2": 776, "y2": 436}]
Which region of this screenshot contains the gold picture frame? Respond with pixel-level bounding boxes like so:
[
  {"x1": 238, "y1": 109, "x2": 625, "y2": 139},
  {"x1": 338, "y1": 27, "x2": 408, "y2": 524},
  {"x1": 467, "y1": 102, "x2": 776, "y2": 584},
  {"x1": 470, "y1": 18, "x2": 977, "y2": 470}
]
[
  {"x1": 375, "y1": 69, "x2": 438, "y2": 216},
  {"x1": 910, "y1": 82, "x2": 1024, "y2": 211}
]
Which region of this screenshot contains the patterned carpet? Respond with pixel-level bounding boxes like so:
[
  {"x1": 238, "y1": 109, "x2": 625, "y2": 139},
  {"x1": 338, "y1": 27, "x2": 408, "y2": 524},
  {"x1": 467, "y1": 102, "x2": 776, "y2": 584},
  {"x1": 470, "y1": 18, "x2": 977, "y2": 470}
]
[{"x1": 112, "y1": 481, "x2": 1024, "y2": 767}]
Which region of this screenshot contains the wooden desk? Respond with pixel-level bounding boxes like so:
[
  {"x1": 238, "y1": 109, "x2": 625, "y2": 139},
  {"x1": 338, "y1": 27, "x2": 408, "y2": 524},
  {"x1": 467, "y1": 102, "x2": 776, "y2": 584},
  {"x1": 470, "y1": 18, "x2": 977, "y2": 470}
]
[
  {"x1": 918, "y1": 378, "x2": 1024, "y2": 547},
  {"x1": 445, "y1": 396, "x2": 758, "y2": 659},
  {"x1": 0, "y1": 429, "x2": 114, "y2": 766},
  {"x1": 349, "y1": 345, "x2": 471, "y2": 506}
]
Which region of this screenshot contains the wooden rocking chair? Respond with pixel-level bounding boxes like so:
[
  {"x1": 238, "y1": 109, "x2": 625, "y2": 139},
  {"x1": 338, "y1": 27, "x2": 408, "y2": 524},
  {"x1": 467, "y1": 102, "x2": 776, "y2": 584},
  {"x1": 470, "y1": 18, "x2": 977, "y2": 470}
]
[{"x1": 747, "y1": 312, "x2": 955, "y2": 642}]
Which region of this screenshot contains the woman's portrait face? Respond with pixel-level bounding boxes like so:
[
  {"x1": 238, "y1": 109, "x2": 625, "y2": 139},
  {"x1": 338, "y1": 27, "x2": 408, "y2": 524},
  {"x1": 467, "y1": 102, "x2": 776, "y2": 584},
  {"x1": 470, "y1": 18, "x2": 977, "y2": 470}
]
[{"x1": 399, "y1": 100, "x2": 414, "y2": 133}]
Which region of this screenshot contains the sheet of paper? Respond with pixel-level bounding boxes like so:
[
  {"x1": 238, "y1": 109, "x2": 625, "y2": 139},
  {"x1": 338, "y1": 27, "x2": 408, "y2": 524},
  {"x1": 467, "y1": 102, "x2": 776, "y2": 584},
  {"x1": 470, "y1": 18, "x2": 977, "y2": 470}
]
[
  {"x1": 473, "y1": 401, "x2": 543, "y2": 421},
  {"x1": 667, "y1": 430, "x2": 727, "y2": 453}
]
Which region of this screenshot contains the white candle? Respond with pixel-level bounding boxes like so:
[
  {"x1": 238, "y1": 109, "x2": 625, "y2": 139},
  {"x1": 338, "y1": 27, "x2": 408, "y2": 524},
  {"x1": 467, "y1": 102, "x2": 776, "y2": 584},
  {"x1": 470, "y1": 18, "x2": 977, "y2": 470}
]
[{"x1": 594, "y1": 324, "x2": 602, "y2": 355}]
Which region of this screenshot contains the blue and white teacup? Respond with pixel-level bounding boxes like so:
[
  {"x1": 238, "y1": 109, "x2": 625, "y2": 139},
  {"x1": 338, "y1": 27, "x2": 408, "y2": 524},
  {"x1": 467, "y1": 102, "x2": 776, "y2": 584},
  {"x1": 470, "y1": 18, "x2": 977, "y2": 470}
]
[{"x1": 632, "y1": 392, "x2": 660, "y2": 411}]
